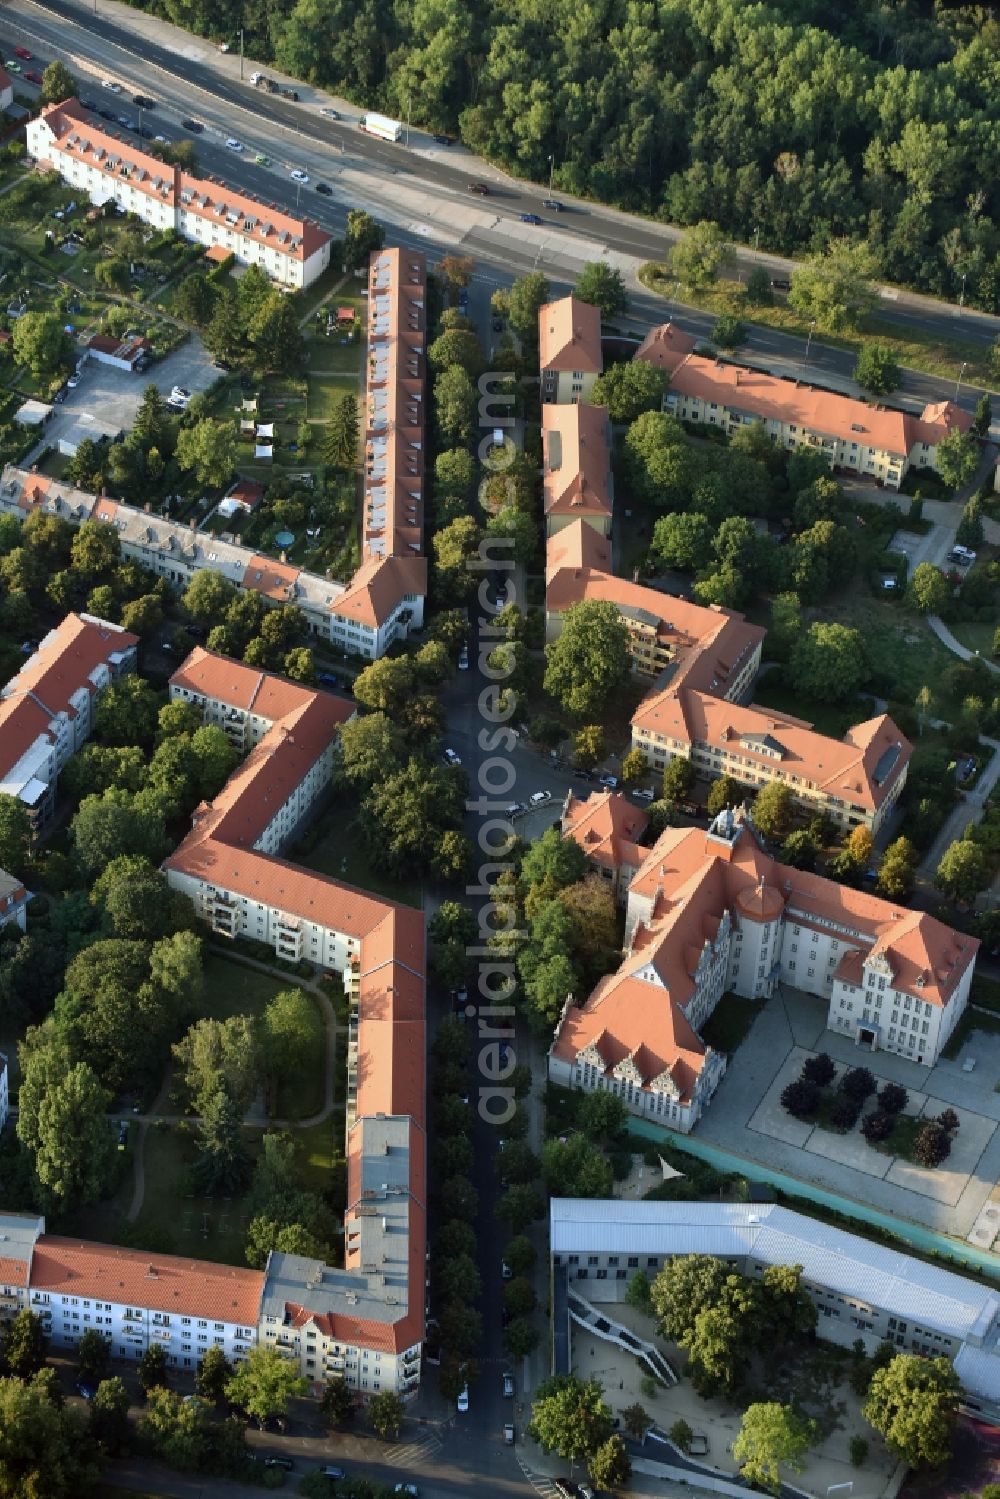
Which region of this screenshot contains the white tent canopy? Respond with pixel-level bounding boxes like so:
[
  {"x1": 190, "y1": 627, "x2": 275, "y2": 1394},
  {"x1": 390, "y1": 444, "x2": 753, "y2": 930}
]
[
  {"x1": 254, "y1": 444, "x2": 273, "y2": 459},
  {"x1": 256, "y1": 422, "x2": 274, "y2": 438}
]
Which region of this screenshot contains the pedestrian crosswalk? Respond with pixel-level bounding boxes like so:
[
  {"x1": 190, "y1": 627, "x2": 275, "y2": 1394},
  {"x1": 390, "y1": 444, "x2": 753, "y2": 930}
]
[
  {"x1": 379, "y1": 1428, "x2": 444, "y2": 1467},
  {"x1": 516, "y1": 1455, "x2": 563, "y2": 1496}
]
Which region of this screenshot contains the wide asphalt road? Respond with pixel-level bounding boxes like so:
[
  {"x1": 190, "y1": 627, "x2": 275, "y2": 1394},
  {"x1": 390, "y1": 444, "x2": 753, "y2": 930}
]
[{"x1": 13, "y1": 0, "x2": 1000, "y2": 375}]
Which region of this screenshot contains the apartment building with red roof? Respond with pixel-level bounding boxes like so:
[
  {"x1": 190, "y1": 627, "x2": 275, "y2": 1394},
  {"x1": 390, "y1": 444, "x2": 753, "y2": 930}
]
[
  {"x1": 635, "y1": 324, "x2": 973, "y2": 488},
  {"x1": 0, "y1": 467, "x2": 426, "y2": 661},
  {"x1": 0, "y1": 612, "x2": 138, "y2": 829},
  {"x1": 561, "y1": 790, "x2": 649, "y2": 899},
  {"x1": 26, "y1": 100, "x2": 331, "y2": 287},
  {"x1": 546, "y1": 519, "x2": 765, "y2": 686},
  {"x1": 363, "y1": 248, "x2": 427, "y2": 563},
  {"x1": 163, "y1": 652, "x2": 426, "y2": 1397},
  {"x1": 549, "y1": 804, "x2": 977, "y2": 1130},
  {"x1": 539, "y1": 294, "x2": 603, "y2": 404},
  {"x1": 542, "y1": 403, "x2": 613, "y2": 538}
]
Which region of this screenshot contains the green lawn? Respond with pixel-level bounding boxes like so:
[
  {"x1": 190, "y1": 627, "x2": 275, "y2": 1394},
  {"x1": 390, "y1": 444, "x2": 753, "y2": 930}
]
[
  {"x1": 295, "y1": 803, "x2": 422, "y2": 909},
  {"x1": 308, "y1": 373, "x2": 358, "y2": 423},
  {"x1": 118, "y1": 1123, "x2": 262, "y2": 1265},
  {"x1": 200, "y1": 952, "x2": 288, "y2": 1022},
  {"x1": 948, "y1": 620, "x2": 997, "y2": 658},
  {"x1": 700, "y1": 993, "x2": 766, "y2": 1054},
  {"x1": 305, "y1": 333, "x2": 363, "y2": 374},
  {"x1": 750, "y1": 675, "x2": 860, "y2": 738}
]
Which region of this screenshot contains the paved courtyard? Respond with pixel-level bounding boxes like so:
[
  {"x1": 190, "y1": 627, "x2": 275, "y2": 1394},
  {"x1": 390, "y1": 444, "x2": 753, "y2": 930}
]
[
  {"x1": 30, "y1": 334, "x2": 218, "y2": 457},
  {"x1": 696, "y1": 985, "x2": 1000, "y2": 1238},
  {"x1": 568, "y1": 1304, "x2": 898, "y2": 1499}
]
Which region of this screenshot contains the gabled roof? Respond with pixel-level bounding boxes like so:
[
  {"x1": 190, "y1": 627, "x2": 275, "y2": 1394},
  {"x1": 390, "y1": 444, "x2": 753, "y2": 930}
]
[
  {"x1": 333, "y1": 553, "x2": 428, "y2": 630},
  {"x1": 542, "y1": 403, "x2": 612, "y2": 519},
  {"x1": 633, "y1": 321, "x2": 698, "y2": 375},
  {"x1": 562, "y1": 790, "x2": 648, "y2": 873},
  {"x1": 632, "y1": 688, "x2": 911, "y2": 815},
  {"x1": 31, "y1": 1236, "x2": 264, "y2": 1324},
  {"x1": 538, "y1": 296, "x2": 603, "y2": 376}
]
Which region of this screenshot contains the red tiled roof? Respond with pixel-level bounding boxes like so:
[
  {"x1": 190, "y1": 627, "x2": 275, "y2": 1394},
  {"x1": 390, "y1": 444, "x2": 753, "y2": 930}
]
[
  {"x1": 633, "y1": 321, "x2": 698, "y2": 375},
  {"x1": 242, "y1": 554, "x2": 300, "y2": 602},
  {"x1": 562, "y1": 791, "x2": 648, "y2": 874},
  {"x1": 31, "y1": 1236, "x2": 264, "y2": 1323},
  {"x1": 0, "y1": 614, "x2": 138, "y2": 785},
  {"x1": 0, "y1": 1255, "x2": 28, "y2": 1288},
  {"x1": 333, "y1": 553, "x2": 427, "y2": 630},
  {"x1": 543, "y1": 403, "x2": 612, "y2": 520},
  {"x1": 538, "y1": 295, "x2": 603, "y2": 375}
]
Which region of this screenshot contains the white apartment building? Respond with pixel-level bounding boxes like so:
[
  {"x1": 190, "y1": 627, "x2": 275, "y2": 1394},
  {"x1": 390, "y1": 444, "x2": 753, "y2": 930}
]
[
  {"x1": 0, "y1": 612, "x2": 138, "y2": 827},
  {"x1": 550, "y1": 806, "x2": 977, "y2": 1130},
  {"x1": 29, "y1": 1237, "x2": 262, "y2": 1368},
  {"x1": 162, "y1": 652, "x2": 427, "y2": 1397},
  {"x1": 539, "y1": 295, "x2": 603, "y2": 404},
  {"x1": 27, "y1": 100, "x2": 331, "y2": 288},
  {"x1": 550, "y1": 1199, "x2": 1000, "y2": 1419},
  {"x1": 0, "y1": 470, "x2": 425, "y2": 661},
  {"x1": 634, "y1": 323, "x2": 974, "y2": 489}
]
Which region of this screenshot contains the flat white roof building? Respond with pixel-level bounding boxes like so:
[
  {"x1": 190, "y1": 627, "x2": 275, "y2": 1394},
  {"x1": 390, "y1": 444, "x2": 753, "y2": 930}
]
[{"x1": 550, "y1": 1198, "x2": 1000, "y2": 1418}]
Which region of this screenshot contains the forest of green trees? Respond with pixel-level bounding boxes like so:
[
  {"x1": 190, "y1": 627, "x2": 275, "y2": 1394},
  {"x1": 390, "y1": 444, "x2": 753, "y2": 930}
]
[{"x1": 132, "y1": 0, "x2": 1000, "y2": 306}]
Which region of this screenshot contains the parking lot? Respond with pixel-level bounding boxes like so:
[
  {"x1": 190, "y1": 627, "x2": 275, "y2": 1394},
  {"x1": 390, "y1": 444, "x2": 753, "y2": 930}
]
[{"x1": 33, "y1": 334, "x2": 219, "y2": 455}]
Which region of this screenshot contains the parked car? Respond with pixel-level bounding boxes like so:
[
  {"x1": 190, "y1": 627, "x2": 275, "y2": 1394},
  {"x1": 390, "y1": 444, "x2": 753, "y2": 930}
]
[
  {"x1": 394, "y1": 1485, "x2": 420, "y2": 1497},
  {"x1": 456, "y1": 1386, "x2": 469, "y2": 1413},
  {"x1": 502, "y1": 1372, "x2": 514, "y2": 1398},
  {"x1": 3, "y1": 61, "x2": 20, "y2": 73},
  {"x1": 504, "y1": 1422, "x2": 515, "y2": 1445},
  {"x1": 501, "y1": 1259, "x2": 512, "y2": 1280},
  {"x1": 529, "y1": 790, "x2": 551, "y2": 806},
  {"x1": 317, "y1": 672, "x2": 339, "y2": 687},
  {"x1": 263, "y1": 1455, "x2": 294, "y2": 1470},
  {"x1": 181, "y1": 117, "x2": 204, "y2": 133},
  {"x1": 315, "y1": 182, "x2": 332, "y2": 194},
  {"x1": 117, "y1": 1122, "x2": 128, "y2": 1151},
  {"x1": 80, "y1": 98, "x2": 98, "y2": 110},
  {"x1": 634, "y1": 787, "x2": 655, "y2": 802},
  {"x1": 76, "y1": 1383, "x2": 96, "y2": 1400},
  {"x1": 770, "y1": 276, "x2": 790, "y2": 291},
  {"x1": 599, "y1": 774, "x2": 619, "y2": 789},
  {"x1": 458, "y1": 645, "x2": 469, "y2": 669},
  {"x1": 444, "y1": 748, "x2": 462, "y2": 766},
  {"x1": 520, "y1": 212, "x2": 542, "y2": 224},
  {"x1": 66, "y1": 374, "x2": 80, "y2": 389},
  {"x1": 24, "y1": 71, "x2": 42, "y2": 86},
  {"x1": 319, "y1": 1466, "x2": 345, "y2": 1479}
]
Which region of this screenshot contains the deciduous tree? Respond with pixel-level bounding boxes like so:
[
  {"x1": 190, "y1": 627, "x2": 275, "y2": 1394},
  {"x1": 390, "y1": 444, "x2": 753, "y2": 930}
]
[
  {"x1": 574, "y1": 261, "x2": 629, "y2": 318},
  {"x1": 935, "y1": 429, "x2": 979, "y2": 491},
  {"x1": 863, "y1": 1355, "x2": 958, "y2": 1468},
  {"x1": 732, "y1": 1403, "x2": 816, "y2": 1494},
  {"x1": 853, "y1": 341, "x2": 900, "y2": 395},
  {"x1": 671, "y1": 221, "x2": 733, "y2": 289},
  {"x1": 544, "y1": 599, "x2": 630, "y2": 718},
  {"x1": 528, "y1": 1375, "x2": 613, "y2": 1464}
]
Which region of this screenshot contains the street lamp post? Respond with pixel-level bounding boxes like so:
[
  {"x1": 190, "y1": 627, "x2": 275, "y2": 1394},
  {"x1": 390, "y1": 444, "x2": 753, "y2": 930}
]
[
  {"x1": 406, "y1": 96, "x2": 411, "y2": 148},
  {"x1": 548, "y1": 154, "x2": 554, "y2": 197},
  {"x1": 238, "y1": 28, "x2": 244, "y2": 82},
  {"x1": 800, "y1": 320, "x2": 816, "y2": 381},
  {"x1": 753, "y1": 225, "x2": 760, "y2": 255},
  {"x1": 954, "y1": 360, "x2": 967, "y2": 404},
  {"x1": 959, "y1": 272, "x2": 966, "y2": 309}
]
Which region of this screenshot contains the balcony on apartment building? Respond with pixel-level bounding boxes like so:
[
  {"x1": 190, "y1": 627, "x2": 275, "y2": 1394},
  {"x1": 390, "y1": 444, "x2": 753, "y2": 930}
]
[
  {"x1": 207, "y1": 891, "x2": 238, "y2": 937},
  {"x1": 274, "y1": 914, "x2": 303, "y2": 962}
]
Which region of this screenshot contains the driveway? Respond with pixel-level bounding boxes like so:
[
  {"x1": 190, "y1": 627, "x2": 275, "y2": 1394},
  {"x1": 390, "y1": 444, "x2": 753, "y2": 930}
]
[{"x1": 34, "y1": 334, "x2": 219, "y2": 455}]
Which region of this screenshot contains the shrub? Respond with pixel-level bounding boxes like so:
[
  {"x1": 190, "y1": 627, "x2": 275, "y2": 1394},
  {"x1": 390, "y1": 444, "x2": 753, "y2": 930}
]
[
  {"x1": 938, "y1": 1108, "x2": 960, "y2": 1133},
  {"x1": 862, "y1": 1110, "x2": 893, "y2": 1143},
  {"x1": 915, "y1": 1121, "x2": 951, "y2": 1167},
  {"x1": 801, "y1": 1052, "x2": 835, "y2": 1087},
  {"x1": 829, "y1": 1096, "x2": 862, "y2": 1132},
  {"x1": 877, "y1": 1083, "x2": 908, "y2": 1115},
  {"x1": 670, "y1": 1418, "x2": 694, "y2": 1452},
  {"x1": 850, "y1": 1436, "x2": 869, "y2": 1467},
  {"x1": 781, "y1": 1078, "x2": 820, "y2": 1119},
  {"x1": 839, "y1": 1066, "x2": 877, "y2": 1101}
]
